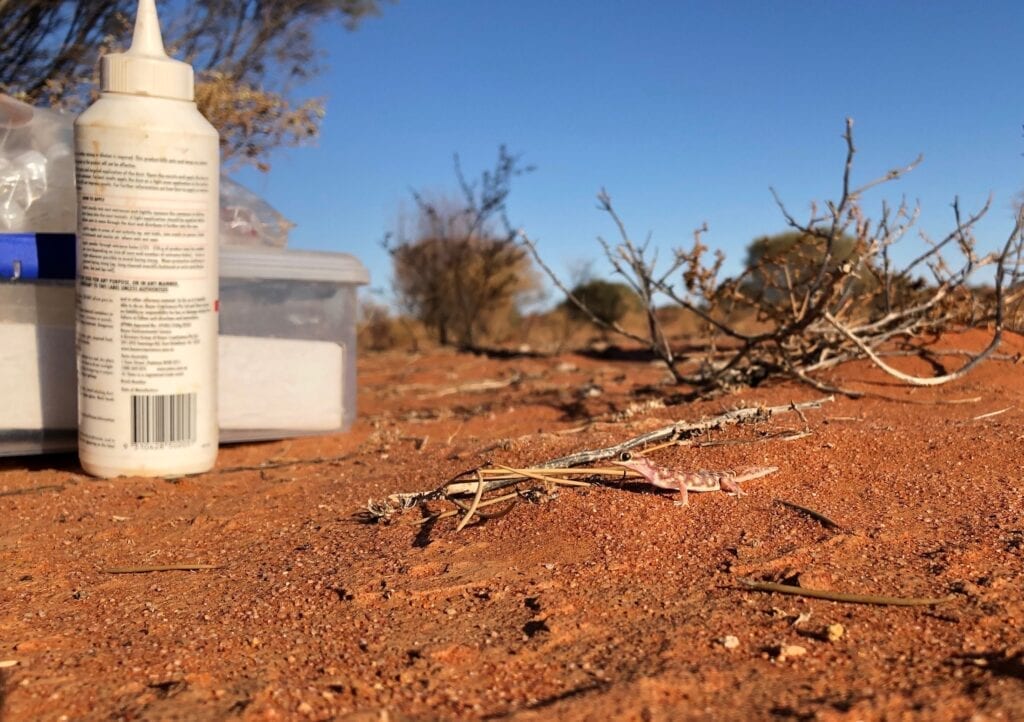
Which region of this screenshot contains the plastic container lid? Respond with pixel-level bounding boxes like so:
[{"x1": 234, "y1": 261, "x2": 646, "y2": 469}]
[
  {"x1": 101, "y1": 0, "x2": 194, "y2": 101},
  {"x1": 220, "y1": 246, "x2": 370, "y2": 285}
]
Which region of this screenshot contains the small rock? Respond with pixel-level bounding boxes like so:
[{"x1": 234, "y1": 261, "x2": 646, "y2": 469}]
[
  {"x1": 297, "y1": 701, "x2": 314, "y2": 715},
  {"x1": 0, "y1": 660, "x2": 19, "y2": 668},
  {"x1": 445, "y1": 607, "x2": 457, "y2": 616},
  {"x1": 826, "y1": 623, "x2": 845, "y2": 642},
  {"x1": 796, "y1": 570, "x2": 833, "y2": 590},
  {"x1": 776, "y1": 644, "x2": 807, "y2": 661},
  {"x1": 720, "y1": 635, "x2": 740, "y2": 650}
]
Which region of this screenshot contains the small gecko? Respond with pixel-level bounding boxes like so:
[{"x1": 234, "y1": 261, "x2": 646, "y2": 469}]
[{"x1": 611, "y1": 456, "x2": 779, "y2": 507}]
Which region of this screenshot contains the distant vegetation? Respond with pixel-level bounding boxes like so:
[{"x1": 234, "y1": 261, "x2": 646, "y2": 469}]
[
  {"x1": 0, "y1": 0, "x2": 388, "y2": 170},
  {"x1": 561, "y1": 279, "x2": 638, "y2": 328},
  {"x1": 384, "y1": 147, "x2": 540, "y2": 350}
]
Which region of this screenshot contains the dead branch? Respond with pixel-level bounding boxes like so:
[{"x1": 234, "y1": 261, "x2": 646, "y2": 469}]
[{"x1": 526, "y1": 118, "x2": 1022, "y2": 398}]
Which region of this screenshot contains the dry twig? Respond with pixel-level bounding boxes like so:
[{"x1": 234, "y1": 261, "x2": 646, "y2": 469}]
[
  {"x1": 102, "y1": 564, "x2": 220, "y2": 574},
  {"x1": 971, "y1": 407, "x2": 1012, "y2": 421},
  {"x1": 0, "y1": 484, "x2": 64, "y2": 497},
  {"x1": 775, "y1": 499, "x2": 845, "y2": 531}
]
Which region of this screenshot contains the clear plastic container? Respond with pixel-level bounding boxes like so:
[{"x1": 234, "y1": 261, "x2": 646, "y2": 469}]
[
  {"x1": 0, "y1": 246, "x2": 369, "y2": 456},
  {"x1": 217, "y1": 246, "x2": 368, "y2": 442}
]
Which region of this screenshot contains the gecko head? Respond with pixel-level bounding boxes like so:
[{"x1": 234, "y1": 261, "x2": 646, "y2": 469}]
[{"x1": 610, "y1": 456, "x2": 658, "y2": 475}]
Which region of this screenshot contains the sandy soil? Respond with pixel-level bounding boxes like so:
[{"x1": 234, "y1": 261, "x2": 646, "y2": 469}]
[{"x1": 2, "y1": 329, "x2": 1023, "y2": 721}]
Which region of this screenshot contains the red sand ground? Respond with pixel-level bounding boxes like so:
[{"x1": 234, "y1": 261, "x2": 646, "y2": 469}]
[{"x1": 2, "y1": 329, "x2": 1023, "y2": 721}]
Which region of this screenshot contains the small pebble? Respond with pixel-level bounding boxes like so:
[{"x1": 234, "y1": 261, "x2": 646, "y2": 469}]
[
  {"x1": 297, "y1": 701, "x2": 314, "y2": 715},
  {"x1": 776, "y1": 644, "x2": 807, "y2": 661},
  {"x1": 0, "y1": 660, "x2": 19, "y2": 668},
  {"x1": 720, "y1": 635, "x2": 740, "y2": 650},
  {"x1": 445, "y1": 607, "x2": 457, "y2": 616},
  {"x1": 827, "y1": 623, "x2": 845, "y2": 642}
]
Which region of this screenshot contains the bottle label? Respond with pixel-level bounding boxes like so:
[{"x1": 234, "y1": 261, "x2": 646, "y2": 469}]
[{"x1": 75, "y1": 127, "x2": 218, "y2": 463}]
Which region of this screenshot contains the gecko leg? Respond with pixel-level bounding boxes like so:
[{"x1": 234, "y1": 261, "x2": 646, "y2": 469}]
[
  {"x1": 673, "y1": 486, "x2": 690, "y2": 507},
  {"x1": 718, "y1": 475, "x2": 746, "y2": 498}
]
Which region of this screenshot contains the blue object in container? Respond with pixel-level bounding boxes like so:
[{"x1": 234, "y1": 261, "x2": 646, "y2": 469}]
[{"x1": 0, "y1": 233, "x2": 75, "y2": 280}]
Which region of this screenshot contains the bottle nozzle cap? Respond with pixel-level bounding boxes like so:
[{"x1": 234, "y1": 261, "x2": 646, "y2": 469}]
[{"x1": 101, "y1": 0, "x2": 194, "y2": 101}]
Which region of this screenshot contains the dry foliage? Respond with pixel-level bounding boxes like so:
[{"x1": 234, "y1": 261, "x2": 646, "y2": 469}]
[
  {"x1": 526, "y1": 119, "x2": 1024, "y2": 397},
  {"x1": 386, "y1": 147, "x2": 541, "y2": 350},
  {"x1": 357, "y1": 299, "x2": 427, "y2": 353},
  {"x1": 0, "y1": 0, "x2": 387, "y2": 170}
]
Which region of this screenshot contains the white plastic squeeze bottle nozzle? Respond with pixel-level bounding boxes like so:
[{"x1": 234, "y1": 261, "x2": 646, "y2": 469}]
[{"x1": 74, "y1": 0, "x2": 220, "y2": 478}]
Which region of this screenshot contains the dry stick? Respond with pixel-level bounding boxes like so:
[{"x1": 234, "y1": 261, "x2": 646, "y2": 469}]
[
  {"x1": 825, "y1": 310, "x2": 1003, "y2": 387},
  {"x1": 790, "y1": 400, "x2": 810, "y2": 426},
  {"x1": 786, "y1": 353, "x2": 985, "y2": 404},
  {"x1": 634, "y1": 439, "x2": 688, "y2": 455},
  {"x1": 0, "y1": 484, "x2": 64, "y2": 497},
  {"x1": 103, "y1": 564, "x2": 220, "y2": 574},
  {"x1": 537, "y1": 396, "x2": 834, "y2": 469},
  {"x1": 428, "y1": 375, "x2": 523, "y2": 399},
  {"x1": 739, "y1": 579, "x2": 953, "y2": 607},
  {"x1": 775, "y1": 499, "x2": 844, "y2": 531},
  {"x1": 695, "y1": 430, "x2": 811, "y2": 447},
  {"x1": 214, "y1": 453, "x2": 352, "y2": 476}
]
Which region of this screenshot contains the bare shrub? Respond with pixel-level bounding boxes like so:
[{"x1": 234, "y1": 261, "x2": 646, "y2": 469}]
[
  {"x1": 386, "y1": 147, "x2": 541, "y2": 351},
  {"x1": 525, "y1": 119, "x2": 1024, "y2": 397},
  {"x1": 562, "y1": 279, "x2": 638, "y2": 329}
]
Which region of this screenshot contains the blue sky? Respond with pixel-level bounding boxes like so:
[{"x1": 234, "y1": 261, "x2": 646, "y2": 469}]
[{"x1": 233, "y1": 1, "x2": 1024, "y2": 304}]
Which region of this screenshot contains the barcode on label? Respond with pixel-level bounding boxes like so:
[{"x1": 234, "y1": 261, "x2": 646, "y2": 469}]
[{"x1": 130, "y1": 393, "x2": 197, "y2": 445}]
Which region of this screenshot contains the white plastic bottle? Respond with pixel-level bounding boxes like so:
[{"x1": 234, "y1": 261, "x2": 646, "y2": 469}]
[{"x1": 75, "y1": 0, "x2": 219, "y2": 477}]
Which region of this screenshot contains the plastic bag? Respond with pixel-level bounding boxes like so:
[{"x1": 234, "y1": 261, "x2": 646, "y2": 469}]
[
  {"x1": 220, "y1": 176, "x2": 293, "y2": 248},
  {"x1": 0, "y1": 95, "x2": 75, "y2": 232},
  {"x1": 0, "y1": 94, "x2": 293, "y2": 247}
]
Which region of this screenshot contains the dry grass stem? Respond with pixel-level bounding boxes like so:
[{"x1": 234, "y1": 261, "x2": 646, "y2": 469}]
[
  {"x1": 455, "y1": 471, "x2": 487, "y2": 532},
  {"x1": 485, "y1": 464, "x2": 594, "y2": 489},
  {"x1": 971, "y1": 407, "x2": 1012, "y2": 421}
]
